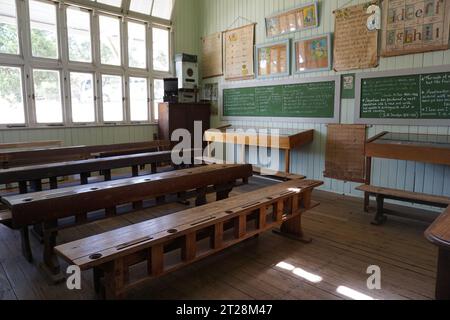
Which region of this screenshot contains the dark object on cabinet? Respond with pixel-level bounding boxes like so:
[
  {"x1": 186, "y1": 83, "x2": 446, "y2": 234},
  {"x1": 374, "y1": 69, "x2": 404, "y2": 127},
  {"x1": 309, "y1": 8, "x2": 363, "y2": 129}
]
[{"x1": 158, "y1": 103, "x2": 211, "y2": 148}]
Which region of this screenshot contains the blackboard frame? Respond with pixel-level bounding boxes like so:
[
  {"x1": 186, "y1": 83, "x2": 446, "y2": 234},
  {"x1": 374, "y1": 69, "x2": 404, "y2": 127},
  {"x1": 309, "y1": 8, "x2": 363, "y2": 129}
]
[
  {"x1": 355, "y1": 65, "x2": 450, "y2": 126},
  {"x1": 219, "y1": 75, "x2": 341, "y2": 123}
]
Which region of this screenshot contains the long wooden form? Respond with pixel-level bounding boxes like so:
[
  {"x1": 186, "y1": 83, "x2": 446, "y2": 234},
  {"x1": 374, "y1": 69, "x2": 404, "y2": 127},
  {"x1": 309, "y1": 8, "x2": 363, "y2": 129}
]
[
  {"x1": 425, "y1": 206, "x2": 450, "y2": 300},
  {"x1": 0, "y1": 140, "x2": 62, "y2": 150},
  {"x1": 55, "y1": 179, "x2": 323, "y2": 299},
  {"x1": 363, "y1": 132, "x2": 450, "y2": 211},
  {"x1": 0, "y1": 151, "x2": 173, "y2": 187},
  {"x1": 204, "y1": 127, "x2": 314, "y2": 174},
  {"x1": 1, "y1": 164, "x2": 253, "y2": 276},
  {"x1": 0, "y1": 140, "x2": 170, "y2": 169}
]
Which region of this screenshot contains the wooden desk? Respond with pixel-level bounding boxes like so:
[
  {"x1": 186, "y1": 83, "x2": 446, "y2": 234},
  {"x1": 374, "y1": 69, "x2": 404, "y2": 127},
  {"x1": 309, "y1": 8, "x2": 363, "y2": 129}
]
[
  {"x1": 364, "y1": 132, "x2": 450, "y2": 211},
  {"x1": 1, "y1": 164, "x2": 253, "y2": 277},
  {"x1": 204, "y1": 127, "x2": 314, "y2": 174},
  {"x1": 425, "y1": 206, "x2": 450, "y2": 300},
  {"x1": 0, "y1": 140, "x2": 170, "y2": 169}
]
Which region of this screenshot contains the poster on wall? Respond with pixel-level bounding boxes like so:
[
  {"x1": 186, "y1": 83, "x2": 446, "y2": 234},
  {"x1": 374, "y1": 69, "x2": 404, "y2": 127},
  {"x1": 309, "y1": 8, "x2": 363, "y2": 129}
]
[
  {"x1": 256, "y1": 40, "x2": 290, "y2": 78},
  {"x1": 381, "y1": 0, "x2": 450, "y2": 57},
  {"x1": 294, "y1": 34, "x2": 332, "y2": 73},
  {"x1": 224, "y1": 23, "x2": 255, "y2": 80},
  {"x1": 201, "y1": 32, "x2": 223, "y2": 79},
  {"x1": 333, "y1": 2, "x2": 379, "y2": 72},
  {"x1": 265, "y1": 2, "x2": 319, "y2": 38}
]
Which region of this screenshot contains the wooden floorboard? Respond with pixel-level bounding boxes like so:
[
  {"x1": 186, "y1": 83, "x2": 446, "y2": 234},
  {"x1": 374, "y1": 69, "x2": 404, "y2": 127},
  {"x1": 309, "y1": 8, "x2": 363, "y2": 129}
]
[{"x1": 0, "y1": 176, "x2": 438, "y2": 300}]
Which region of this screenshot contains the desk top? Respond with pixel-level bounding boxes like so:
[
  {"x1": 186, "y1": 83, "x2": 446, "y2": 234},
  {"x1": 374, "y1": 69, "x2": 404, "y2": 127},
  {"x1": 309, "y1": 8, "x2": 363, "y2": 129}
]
[
  {"x1": 206, "y1": 127, "x2": 312, "y2": 137},
  {"x1": 371, "y1": 132, "x2": 450, "y2": 149},
  {"x1": 425, "y1": 206, "x2": 450, "y2": 248},
  {"x1": 366, "y1": 132, "x2": 450, "y2": 166}
]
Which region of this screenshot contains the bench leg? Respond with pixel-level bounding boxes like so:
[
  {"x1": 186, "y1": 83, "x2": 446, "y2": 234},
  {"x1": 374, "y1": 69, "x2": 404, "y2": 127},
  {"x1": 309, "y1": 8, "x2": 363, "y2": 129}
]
[
  {"x1": 436, "y1": 247, "x2": 450, "y2": 300},
  {"x1": 195, "y1": 187, "x2": 207, "y2": 206},
  {"x1": 216, "y1": 182, "x2": 234, "y2": 201},
  {"x1": 20, "y1": 227, "x2": 33, "y2": 262},
  {"x1": 40, "y1": 221, "x2": 64, "y2": 283},
  {"x1": 372, "y1": 195, "x2": 387, "y2": 226}
]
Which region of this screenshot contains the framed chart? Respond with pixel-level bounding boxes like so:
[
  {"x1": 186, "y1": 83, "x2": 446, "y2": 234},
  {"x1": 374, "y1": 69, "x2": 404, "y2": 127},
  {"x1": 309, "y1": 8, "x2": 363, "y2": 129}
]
[
  {"x1": 224, "y1": 24, "x2": 256, "y2": 80},
  {"x1": 293, "y1": 34, "x2": 332, "y2": 74},
  {"x1": 265, "y1": 2, "x2": 319, "y2": 38},
  {"x1": 255, "y1": 40, "x2": 290, "y2": 79}
]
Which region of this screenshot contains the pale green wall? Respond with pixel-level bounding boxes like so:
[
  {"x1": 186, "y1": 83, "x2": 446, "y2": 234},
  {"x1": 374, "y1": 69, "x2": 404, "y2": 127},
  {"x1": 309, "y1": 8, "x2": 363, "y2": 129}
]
[{"x1": 197, "y1": 0, "x2": 450, "y2": 202}]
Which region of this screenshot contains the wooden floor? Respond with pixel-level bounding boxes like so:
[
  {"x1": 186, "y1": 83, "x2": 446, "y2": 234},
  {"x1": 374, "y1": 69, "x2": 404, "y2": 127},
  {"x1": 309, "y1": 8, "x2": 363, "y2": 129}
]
[{"x1": 0, "y1": 177, "x2": 438, "y2": 300}]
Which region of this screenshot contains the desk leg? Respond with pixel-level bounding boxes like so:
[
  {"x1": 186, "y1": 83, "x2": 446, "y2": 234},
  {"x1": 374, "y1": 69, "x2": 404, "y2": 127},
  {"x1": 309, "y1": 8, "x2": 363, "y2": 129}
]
[
  {"x1": 40, "y1": 220, "x2": 64, "y2": 283},
  {"x1": 436, "y1": 247, "x2": 450, "y2": 300},
  {"x1": 18, "y1": 182, "x2": 33, "y2": 263},
  {"x1": 364, "y1": 157, "x2": 372, "y2": 212},
  {"x1": 284, "y1": 150, "x2": 291, "y2": 174}
]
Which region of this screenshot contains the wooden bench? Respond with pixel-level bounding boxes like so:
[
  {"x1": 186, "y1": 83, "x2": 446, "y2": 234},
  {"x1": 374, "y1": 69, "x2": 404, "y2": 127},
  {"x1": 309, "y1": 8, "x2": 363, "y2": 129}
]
[
  {"x1": 0, "y1": 140, "x2": 170, "y2": 169},
  {"x1": 0, "y1": 150, "x2": 177, "y2": 192},
  {"x1": 1, "y1": 164, "x2": 253, "y2": 278},
  {"x1": 55, "y1": 179, "x2": 323, "y2": 299},
  {"x1": 425, "y1": 206, "x2": 450, "y2": 300},
  {"x1": 356, "y1": 184, "x2": 450, "y2": 225}
]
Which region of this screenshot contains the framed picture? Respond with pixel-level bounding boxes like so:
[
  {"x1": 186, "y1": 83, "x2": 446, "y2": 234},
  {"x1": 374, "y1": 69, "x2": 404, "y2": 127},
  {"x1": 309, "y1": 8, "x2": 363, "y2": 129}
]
[
  {"x1": 255, "y1": 40, "x2": 290, "y2": 79},
  {"x1": 293, "y1": 34, "x2": 332, "y2": 74},
  {"x1": 265, "y1": 2, "x2": 319, "y2": 38}
]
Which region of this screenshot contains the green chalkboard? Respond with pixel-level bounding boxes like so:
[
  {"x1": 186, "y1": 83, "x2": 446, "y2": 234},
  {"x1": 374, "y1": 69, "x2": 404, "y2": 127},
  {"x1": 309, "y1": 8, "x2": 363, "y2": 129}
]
[
  {"x1": 223, "y1": 80, "x2": 336, "y2": 118},
  {"x1": 360, "y1": 71, "x2": 450, "y2": 120}
]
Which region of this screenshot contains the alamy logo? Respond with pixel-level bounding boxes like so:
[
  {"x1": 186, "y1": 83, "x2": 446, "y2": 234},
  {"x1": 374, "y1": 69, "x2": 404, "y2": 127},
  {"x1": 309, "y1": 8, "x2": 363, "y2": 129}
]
[
  {"x1": 66, "y1": 265, "x2": 81, "y2": 290},
  {"x1": 366, "y1": 265, "x2": 381, "y2": 290}
]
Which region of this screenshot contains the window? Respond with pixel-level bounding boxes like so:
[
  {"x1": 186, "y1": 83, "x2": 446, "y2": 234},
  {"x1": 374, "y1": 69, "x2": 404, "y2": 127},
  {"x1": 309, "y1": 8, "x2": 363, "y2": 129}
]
[
  {"x1": 128, "y1": 21, "x2": 146, "y2": 69},
  {"x1": 152, "y1": 0, "x2": 174, "y2": 20},
  {"x1": 97, "y1": 0, "x2": 122, "y2": 7},
  {"x1": 129, "y1": 77, "x2": 148, "y2": 121},
  {"x1": 33, "y1": 69, "x2": 63, "y2": 123},
  {"x1": 153, "y1": 79, "x2": 164, "y2": 120},
  {"x1": 0, "y1": 0, "x2": 19, "y2": 55},
  {"x1": 102, "y1": 74, "x2": 123, "y2": 122},
  {"x1": 0, "y1": 66, "x2": 25, "y2": 124},
  {"x1": 67, "y1": 7, "x2": 92, "y2": 63},
  {"x1": 152, "y1": 27, "x2": 169, "y2": 72},
  {"x1": 99, "y1": 15, "x2": 121, "y2": 66},
  {"x1": 70, "y1": 72, "x2": 95, "y2": 123},
  {"x1": 29, "y1": 0, "x2": 58, "y2": 59},
  {"x1": 129, "y1": 0, "x2": 153, "y2": 15}
]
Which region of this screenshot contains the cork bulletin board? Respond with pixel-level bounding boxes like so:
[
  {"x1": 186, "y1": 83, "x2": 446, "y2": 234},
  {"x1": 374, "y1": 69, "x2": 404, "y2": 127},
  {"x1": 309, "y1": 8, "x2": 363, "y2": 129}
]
[
  {"x1": 201, "y1": 32, "x2": 223, "y2": 79},
  {"x1": 333, "y1": 2, "x2": 379, "y2": 72},
  {"x1": 324, "y1": 124, "x2": 367, "y2": 183},
  {"x1": 224, "y1": 23, "x2": 255, "y2": 80}
]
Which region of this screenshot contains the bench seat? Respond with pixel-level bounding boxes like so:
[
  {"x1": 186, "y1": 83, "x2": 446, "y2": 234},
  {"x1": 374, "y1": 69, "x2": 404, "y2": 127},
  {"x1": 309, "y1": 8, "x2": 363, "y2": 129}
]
[
  {"x1": 55, "y1": 179, "x2": 323, "y2": 299},
  {"x1": 356, "y1": 184, "x2": 450, "y2": 225}
]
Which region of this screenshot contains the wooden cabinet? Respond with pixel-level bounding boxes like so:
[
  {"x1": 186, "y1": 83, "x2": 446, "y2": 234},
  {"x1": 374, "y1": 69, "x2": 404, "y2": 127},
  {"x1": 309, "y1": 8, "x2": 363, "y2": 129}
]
[{"x1": 158, "y1": 103, "x2": 211, "y2": 148}]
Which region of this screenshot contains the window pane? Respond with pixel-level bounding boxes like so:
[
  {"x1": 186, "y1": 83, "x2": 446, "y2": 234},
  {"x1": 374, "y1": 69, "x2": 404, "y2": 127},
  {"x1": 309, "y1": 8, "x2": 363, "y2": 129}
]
[
  {"x1": 99, "y1": 15, "x2": 121, "y2": 66},
  {"x1": 70, "y1": 72, "x2": 95, "y2": 123},
  {"x1": 102, "y1": 75, "x2": 123, "y2": 122},
  {"x1": 152, "y1": 0, "x2": 174, "y2": 20},
  {"x1": 129, "y1": 77, "x2": 148, "y2": 121},
  {"x1": 97, "y1": 0, "x2": 122, "y2": 7},
  {"x1": 33, "y1": 69, "x2": 63, "y2": 123},
  {"x1": 129, "y1": 0, "x2": 153, "y2": 15},
  {"x1": 152, "y1": 28, "x2": 169, "y2": 72},
  {"x1": 67, "y1": 7, "x2": 92, "y2": 63},
  {"x1": 29, "y1": 0, "x2": 58, "y2": 59},
  {"x1": 128, "y1": 21, "x2": 146, "y2": 69},
  {"x1": 153, "y1": 79, "x2": 164, "y2": 120},
  {"x1": 0, "y1": 66, "x2": 25, "y2": 124},
  {"x1": 0, "y1": 0, "x2": 19, "y2": 55}
]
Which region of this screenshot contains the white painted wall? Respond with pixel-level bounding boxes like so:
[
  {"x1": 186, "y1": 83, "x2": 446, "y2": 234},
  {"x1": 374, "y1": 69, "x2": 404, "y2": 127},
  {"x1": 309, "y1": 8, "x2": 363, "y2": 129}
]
[{"x1": 198, "y1": 0, "x2": 450, "y2": 203}]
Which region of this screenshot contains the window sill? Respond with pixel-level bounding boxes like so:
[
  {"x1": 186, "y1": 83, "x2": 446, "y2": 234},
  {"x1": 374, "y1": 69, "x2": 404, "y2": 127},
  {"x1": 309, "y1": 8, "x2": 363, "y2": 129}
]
[{"x1": 0, "y1": 123, "x2": 158, "y2": 131}]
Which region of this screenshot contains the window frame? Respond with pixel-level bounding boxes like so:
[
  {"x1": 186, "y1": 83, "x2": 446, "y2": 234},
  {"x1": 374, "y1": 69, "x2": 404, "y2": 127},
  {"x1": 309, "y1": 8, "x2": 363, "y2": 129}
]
[{"x1": 0, "y1": 0, "x2": 173, "y2": 129}]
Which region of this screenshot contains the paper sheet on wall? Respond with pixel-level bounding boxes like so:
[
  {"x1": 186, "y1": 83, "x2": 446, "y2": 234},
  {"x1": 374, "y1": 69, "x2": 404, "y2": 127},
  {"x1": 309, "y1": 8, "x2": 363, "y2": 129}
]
[
  {"x1": 224, "y1": 24, "x2": 255, "y2": 80},
  {"x1": 381, "y1": 0, "x2": 450, "y2": 57},
  {"x1": 201, "y1": 32, "x2": 223, "y2": 79},
  {"x1": 333, "y1": 2, "x2": 379, "y2": 72}
]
